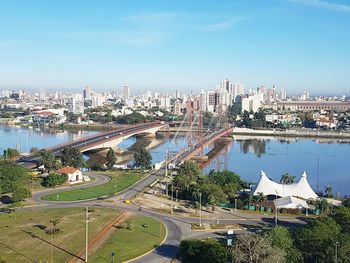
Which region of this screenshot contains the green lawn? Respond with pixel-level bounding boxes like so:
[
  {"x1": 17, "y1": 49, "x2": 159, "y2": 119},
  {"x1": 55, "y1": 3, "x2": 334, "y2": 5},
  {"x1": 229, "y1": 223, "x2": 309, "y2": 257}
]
[
  {"x1": 0, "y1": 207, "x2": 118, "y2": 263},
  {"x1": 41, "y1": 171, "x2": 145, "y2": 201},
  {"x1": 89, "y1": 215, "x2": 166, "y2": 263}
]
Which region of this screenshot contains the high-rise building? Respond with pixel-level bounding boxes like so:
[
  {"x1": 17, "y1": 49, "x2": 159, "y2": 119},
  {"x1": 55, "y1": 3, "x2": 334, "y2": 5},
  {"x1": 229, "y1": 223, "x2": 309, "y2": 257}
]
[
  {"x1": 206, "y1": 91, "x2": 216, "y2": 113},
  {"x1": 123, "y1": 85, "x2": 130, "y2": 100},
  {"x1": 83, "y1": 86, "x2": 94, "y2": 99},
  {"x1": 199, "y1": 90, "x2": 206, "y2": 111},
  {"x1": 67, "y1": 95, "x2": 84, "y2": 114},
  {"x1": 280, "y1": 88, "x2": 287, "y2": 100},
  {"x1": 175, "y1": 90, "x2": 181, "y2": 99},
  {"x1": 232, "y1": 82, "x2": 244, "y2": 102},
  {"x1": 241, "y1": 92, "x2": 264, "y2": 113},
  {"x1": 39, "y1": 89, "x2": 47, "y2": 101}
]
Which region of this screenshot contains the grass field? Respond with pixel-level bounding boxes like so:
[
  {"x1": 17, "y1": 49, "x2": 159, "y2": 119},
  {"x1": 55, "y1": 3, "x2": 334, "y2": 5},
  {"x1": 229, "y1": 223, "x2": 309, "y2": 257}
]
[
  {"x1": 0, "y1": 208, "x2": 166, "y2": 263},
  {"x1": 0, "y1": 207, "x2": 117, "y2": 263},
  {"x1": 41, "y1": 171, "x2": 145, "y2": 201},
  {"x1": 89, "y1": 215, "x2": 166, "y2": 263}
]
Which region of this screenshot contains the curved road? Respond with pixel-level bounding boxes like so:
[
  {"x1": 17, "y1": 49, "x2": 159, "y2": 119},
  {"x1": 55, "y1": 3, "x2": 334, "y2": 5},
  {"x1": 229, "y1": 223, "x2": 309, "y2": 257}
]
[
  {"x1": 32, "y1": 173, "x2": 110, "y2": 203},
  {"x1": 27, "y1": 171, "x2": 307, "y2": 263}
]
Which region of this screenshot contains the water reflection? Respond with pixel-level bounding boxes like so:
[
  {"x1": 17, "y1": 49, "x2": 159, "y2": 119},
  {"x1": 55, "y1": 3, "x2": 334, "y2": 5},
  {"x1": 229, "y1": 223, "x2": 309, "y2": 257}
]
[
  {"x1": 239, "y1": 139, "x2": 266, "y2": 158},
  {"x1": 0, "y1": 125, "x2": 97, "y2": 153}
]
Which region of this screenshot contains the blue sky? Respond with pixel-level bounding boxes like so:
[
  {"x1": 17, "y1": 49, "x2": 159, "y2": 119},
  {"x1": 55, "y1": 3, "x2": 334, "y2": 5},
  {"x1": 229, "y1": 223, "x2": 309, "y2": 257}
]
[{"x1": 0, "y1": 0, "x2": 349, "y2": 95}]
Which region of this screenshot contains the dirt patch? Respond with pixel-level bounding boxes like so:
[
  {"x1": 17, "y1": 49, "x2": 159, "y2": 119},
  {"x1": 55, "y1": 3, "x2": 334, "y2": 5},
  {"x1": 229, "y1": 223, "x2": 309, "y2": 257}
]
[{"x1": 68, "y1": 211, "x2": 130, "y2": 263}]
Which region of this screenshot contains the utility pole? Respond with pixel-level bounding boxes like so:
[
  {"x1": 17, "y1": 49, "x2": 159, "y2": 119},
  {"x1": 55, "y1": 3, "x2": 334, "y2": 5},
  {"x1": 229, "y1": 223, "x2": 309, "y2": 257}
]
[
  {"x1": 199, "y1": 192, "x2": 202, "y2": 227},
  {"x1": 165, "y1": 147, "x2": 169, "y2": 197},
  {"x1": 85, "y1": 207, "x2": 89, "y2": 262},
  {"x1": 171, "y1": 184, "x2": 174, "y2": 214},
  {"x1": 335, "y1": 241, "x2": 339, "y2": 263}
]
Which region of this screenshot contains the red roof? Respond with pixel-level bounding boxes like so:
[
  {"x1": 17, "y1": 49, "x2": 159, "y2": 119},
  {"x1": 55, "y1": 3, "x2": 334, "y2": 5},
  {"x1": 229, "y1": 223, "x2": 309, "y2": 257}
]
[
  {"x1": 56, "y1": 166, "x2": 79, "y2": 174},
  {"x1": 37, "y1": 111, "x2": 55, "y2": 116}
]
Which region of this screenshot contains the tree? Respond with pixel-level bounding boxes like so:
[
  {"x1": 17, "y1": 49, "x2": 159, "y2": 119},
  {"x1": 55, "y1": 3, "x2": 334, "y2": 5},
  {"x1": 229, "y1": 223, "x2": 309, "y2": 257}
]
[
  {"x1": 116, "y1": 112, "x2": 149, "y2": 124},
  {"x1": 207, "y1": 170, "x2": 246, "y2": 202},
  {"x1": 12, "y1": 187, "x2": 32, "y2": 202},
  {"x1": 105, "y1": 148, "x2": 117, "y2": 170},
  {"x1": 316, "y1": 198, "x2": 330, "y2": 215},
  {"x1": 3, "y1": 148, "x2": 20, "y2": 159},
  {"x1": 133, "y1": 146, "x2": 152, "y2": 169},
  {"x1": 264, "y1": 226, "x2": 302, "y2": 263},
  {"x1": 331, "y1": 206, "x2": 350, "y2": 234},
  {"x1": 201, "y1": 183, "x2": 226, "y2": 212},
  {"x1": 0, "y1": 160, "x2": 28, "y2": 194},
  {"x1": 280, "y1": 173, "x2": 295, "y2": 184},
  {"x1": 39, "y1": 150, "x2": 59, "y2": 172},
  {"x1": 47, "y1": 218, "x2": 61, "y2": 235},
  {"x1": 179, "y1": 238, "x2": 226, "y2": 263},
  {"x1": 232, "y1": 233, "x2": 285, "y2": 263},
  {"x1": 324, "y1": 185, "x2": 333, "y2": 198},
  {"x1": 174, "y1": 161, "x2": 201, "y2": 200},
  {"x1": 253, "y1": 192, "x2": 267, "y2": 209},
  {"x1": 43, "y1": 173, "x2": 68, "y2": 187},
  {"x1": 60, "y1": 146, "x2": 84, "y2": 168},
  {"x1": 343, "y1": 198, "x2": 350, "y2": 208},
  {"x1": 30, "y1": 147, "x2": 40, "y2": 156},
  {"x1": 295, "y1": 217, "x2": 341, "y2": 262}
]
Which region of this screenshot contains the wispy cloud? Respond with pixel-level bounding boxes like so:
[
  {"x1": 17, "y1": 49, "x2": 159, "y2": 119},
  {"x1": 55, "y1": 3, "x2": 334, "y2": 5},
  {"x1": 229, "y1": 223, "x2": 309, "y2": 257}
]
[
  {"x1": 63, "y1": 12, "x2": 249, "y2": 46},
  {"x1": 197, "y1": 20, "x2": 234, "y2": 32},
  {"x1": 290, "y1": 0, "x2": 350, "y2": 13},
  {"x1": 196, "y1": 16, "x2": 249, "y2": 32}
]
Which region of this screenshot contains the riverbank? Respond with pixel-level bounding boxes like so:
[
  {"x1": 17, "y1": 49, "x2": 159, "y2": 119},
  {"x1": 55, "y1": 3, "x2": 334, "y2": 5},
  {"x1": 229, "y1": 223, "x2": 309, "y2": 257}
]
[{"x1": 232, "y1": 127, "x2": 350, "y2": 139}]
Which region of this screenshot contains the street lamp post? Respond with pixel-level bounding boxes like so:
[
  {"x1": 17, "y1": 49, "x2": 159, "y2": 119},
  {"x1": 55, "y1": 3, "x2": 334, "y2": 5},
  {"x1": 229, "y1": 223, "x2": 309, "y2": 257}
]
[
  {"x1": 85, "y1": 207, "x2": 89, "y2": 262},
  {"x1": 199, "y1": 192, "x2": 202, "y2": 227},
  {"x1": 335, "y1": 241, "x2": 339, "y2": 263},
  {"x1": 274, "y1": 190, "x2": 279, "y2": 226},
  {"x1": 171, "y1": 184, "x2": 174, "y2": 214}
]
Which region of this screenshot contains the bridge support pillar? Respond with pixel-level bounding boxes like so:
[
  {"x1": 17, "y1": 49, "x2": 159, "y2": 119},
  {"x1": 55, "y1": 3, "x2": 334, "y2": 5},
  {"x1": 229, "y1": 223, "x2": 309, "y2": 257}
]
[{"x1": 136, "y1": 132, "x2": 156, "y2": 138}]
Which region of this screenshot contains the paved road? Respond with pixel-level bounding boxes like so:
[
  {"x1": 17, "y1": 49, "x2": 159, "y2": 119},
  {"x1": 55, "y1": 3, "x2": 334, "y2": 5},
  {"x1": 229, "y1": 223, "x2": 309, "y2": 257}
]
[
  {"x1": 17, "y1": 122, "x2": 165, "y2": 168},
  {"x1": 31, "y1": 173, "x2": 110, "y2": 203},
  {"x1": 27, "y1": 170, "x2": 308, "y2": 263}
]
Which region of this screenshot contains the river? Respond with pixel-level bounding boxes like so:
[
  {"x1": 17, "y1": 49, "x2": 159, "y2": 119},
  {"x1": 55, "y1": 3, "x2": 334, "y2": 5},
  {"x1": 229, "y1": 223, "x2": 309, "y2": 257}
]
[{"x1": 1, "y1": 125, "x2": 349, "y2": 196}]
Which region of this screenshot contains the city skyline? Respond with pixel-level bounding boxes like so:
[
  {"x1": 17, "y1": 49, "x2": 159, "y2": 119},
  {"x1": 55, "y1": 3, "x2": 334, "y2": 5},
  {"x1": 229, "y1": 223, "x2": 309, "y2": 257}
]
[{"x1": 1, "y1": 0, "x2": 350, "y2": 94}]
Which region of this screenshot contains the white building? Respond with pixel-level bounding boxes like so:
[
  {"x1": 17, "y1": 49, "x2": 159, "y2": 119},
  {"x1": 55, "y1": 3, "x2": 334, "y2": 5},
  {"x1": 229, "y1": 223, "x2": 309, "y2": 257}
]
[
  {"x1": 159, "y1": 97, "x2": 171, "y2": 110},
  {"x1": 241, "y1": 92, "x2": 263, "y2": 113},
  {"x1": 199, "y1": 90, "x2": 207, "y2": 111},
  {"x1": 91, "y1": 93, "x2": 106, "y2": 108},
  {"x1": 55, "y1": 166, "x2": 84, "y2": 184},
  {"x1": 67, "y1": 95, "x2": 84, "y2": 114},
  {"x1": 83, "y1": 86, "x2": 94, "y2": 99},
  {"x1": 123, "y1": 85, "x2": 130, "y2": 100}
]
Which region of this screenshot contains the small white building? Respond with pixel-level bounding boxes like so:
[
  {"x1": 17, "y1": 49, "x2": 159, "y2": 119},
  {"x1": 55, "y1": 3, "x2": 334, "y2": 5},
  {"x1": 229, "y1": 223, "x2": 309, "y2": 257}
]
[{"x1": 56, "y1": 166, "x2": 83, "y2": 184}]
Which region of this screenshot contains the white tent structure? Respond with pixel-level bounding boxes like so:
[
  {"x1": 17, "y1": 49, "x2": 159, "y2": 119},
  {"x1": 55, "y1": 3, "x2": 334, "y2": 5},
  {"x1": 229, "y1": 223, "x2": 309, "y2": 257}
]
[
  {"x1": 274, "y1": 196, "x2": 310, "y2": 209},
  {"x1": 253, "y1": 170, "x2": 318, "y2": 200}
]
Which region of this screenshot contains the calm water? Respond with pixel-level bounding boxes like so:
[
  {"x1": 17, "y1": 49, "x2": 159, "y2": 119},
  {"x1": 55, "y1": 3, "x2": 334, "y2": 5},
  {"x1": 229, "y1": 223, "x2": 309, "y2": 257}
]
[
  {"x1": 1, "y1": 125, "x2": 349, "y2": 195},
  {"x1": 117, "y1": 134, "x2": 350, "y2": 195},
  {"x1": 0, "y1": 125, "x2": 97, "y2": 153},
  {"x1": 204, "y1": 136, "x2": 350, "y2": 196}
]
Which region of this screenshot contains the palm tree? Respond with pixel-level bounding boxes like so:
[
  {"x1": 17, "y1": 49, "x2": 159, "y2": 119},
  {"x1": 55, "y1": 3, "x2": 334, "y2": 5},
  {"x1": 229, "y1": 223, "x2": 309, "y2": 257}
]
[
  {"x1": 48, "y1": 218, "x2": 60, "y2": 235},
  {"x1": 280, "y1": 173, "x2": 295, "y2": 184},
  {"x1": 316, "y1": 198, "x2": 330, "y2": 215},
  {"x1": 324, "y1": 185, "x2": 333, "y2": 198},
  {"x1": 254, "y1": 192, "x2": 267, "y2": 210}
]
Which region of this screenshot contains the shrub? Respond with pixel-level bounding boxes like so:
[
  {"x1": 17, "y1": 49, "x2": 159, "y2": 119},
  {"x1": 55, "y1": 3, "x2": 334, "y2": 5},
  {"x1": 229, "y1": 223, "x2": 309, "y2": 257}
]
[{"x1": 43, "y1": 173, "x2": 68, "y2": 187}]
